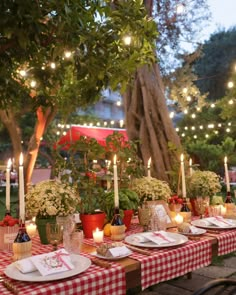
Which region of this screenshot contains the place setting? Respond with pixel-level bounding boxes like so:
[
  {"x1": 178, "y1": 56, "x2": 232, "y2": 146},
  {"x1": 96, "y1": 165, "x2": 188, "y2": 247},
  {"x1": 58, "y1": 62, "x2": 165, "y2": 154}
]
[{"x1": 191, "y1": 216, "x2": 236, "y2": 230}]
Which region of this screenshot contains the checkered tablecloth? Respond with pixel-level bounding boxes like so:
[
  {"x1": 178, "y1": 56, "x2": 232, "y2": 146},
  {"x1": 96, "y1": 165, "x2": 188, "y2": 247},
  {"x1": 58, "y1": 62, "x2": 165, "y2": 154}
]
[
  {"x1": 128, "y1": 239, "x2": 212, "y2": 290},
  {"x1": 84, "y1": 223, "x2": 212, "y2": 291},
  {"x1": 208, "y1": 229, "x2": 236, "y2": 256},
  {"x1": 0, "y1": 237, "x2": 126, "y2": 295}
]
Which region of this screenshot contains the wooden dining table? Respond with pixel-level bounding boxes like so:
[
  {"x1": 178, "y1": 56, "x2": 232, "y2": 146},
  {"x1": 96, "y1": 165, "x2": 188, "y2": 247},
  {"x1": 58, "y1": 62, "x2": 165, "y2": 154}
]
[{"x1": 0, "y1": 220, "x2": 236, "y2": 294}]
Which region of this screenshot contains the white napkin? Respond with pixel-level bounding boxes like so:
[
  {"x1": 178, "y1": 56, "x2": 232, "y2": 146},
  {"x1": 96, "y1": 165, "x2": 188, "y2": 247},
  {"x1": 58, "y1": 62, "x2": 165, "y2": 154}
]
[
  {"x1": 145, "y1": 231, "x2": 175, "y2": 245},
  {"x1": 132, "y1": 235, "x2": 150, "y2": 243},
  {"x1": 108, "y1": 246, "x2": 132, "y2": 257},
  {"x1": 15, "y1": 257, "x2": 37, "y2": 274},
  {"x1": 189, "y1": 225, "x2": 200, "y2": 234},
  {"x1": 207, "y1": 216, "x2": 233, "y2": 228},
  {"x1": 30, "y1": 249, "x2": 74, "y2": 276},
  {"x1": 197, "y1": 219, "x2": 213, "y2": 226}
]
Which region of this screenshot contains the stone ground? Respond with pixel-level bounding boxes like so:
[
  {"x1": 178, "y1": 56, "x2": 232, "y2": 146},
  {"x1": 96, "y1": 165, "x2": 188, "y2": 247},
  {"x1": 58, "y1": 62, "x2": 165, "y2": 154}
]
[{"x1": 127, "y1": 254, "x2": 236, "y2": 295}]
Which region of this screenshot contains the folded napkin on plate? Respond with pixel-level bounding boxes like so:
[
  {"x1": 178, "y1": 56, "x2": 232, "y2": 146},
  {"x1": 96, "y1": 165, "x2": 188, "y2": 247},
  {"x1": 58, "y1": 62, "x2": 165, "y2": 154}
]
[
  {"x1": 146, "y1": 231, "x2": 175, "y2": 245},
  {"x1": 189, "y1": 225, "x2": 201, "y2": 234},
  {"x1": 15, "y1": 257, "x2": 37, "y2": 274},
  {"x1": 207, "y1": 216, "x2": 233, "y2": 228},
  {"x1": 30, "y1": 249, "x2": 74, "y2": 276},
  {"x1": 108, "y1": 246, "x2": 132, "y2": 257},
  {"x1": 132, "y1": 235, "x2": 150, "y2": 243}
]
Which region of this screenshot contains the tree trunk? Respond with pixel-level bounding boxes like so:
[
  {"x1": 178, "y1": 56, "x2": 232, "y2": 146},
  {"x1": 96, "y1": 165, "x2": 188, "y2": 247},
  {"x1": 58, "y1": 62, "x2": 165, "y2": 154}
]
[
  {"x1": 0, "y1": 110, "x2": 23, "y2": 166},
  {"x1": 123, "y1": 63, "x2": 181, "y2": 182},
  {"x1": 25, "y1": 106, "x2": 56, "y2": 187},
  {"x1": 0, "y1": 106, "x2": 56, "y2": 191}
]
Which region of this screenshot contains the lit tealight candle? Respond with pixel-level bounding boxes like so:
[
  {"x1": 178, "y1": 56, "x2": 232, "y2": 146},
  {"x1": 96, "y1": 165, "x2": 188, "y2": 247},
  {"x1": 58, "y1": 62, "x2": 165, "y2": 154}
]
[
  {"x1": 220, "y1": 205, "x2": 227, "y2": 216},
  {"x1": 93, "y1": 228, "x2": 104, "y2": 243},
  {"x1": 26, "y1": 222, "x2": 37, "y2": 238},
  {"x1": 175, "y1": 213, "x2": 184, "y2": 225}
]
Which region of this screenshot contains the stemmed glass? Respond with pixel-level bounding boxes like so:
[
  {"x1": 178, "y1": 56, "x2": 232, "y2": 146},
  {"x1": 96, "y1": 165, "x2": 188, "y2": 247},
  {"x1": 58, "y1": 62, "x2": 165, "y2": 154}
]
[{"x1": 46, "y1": 223, "x2": 63, "y2": 251}]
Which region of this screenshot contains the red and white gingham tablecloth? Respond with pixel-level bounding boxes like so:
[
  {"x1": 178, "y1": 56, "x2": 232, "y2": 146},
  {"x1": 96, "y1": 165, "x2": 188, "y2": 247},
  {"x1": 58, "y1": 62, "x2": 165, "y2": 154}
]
[
  {"x1": 84, "y1": 223, "x2": 212, "y2": 291},
  {"x1": 0, "y1": 237, "x2": 126, "y2": 295},
  {"x1": 209, "y1": 229, "x2": 236, "y2": 256},
  {"x1": 129, "y1": 239, "x2": 212, "y2": 290}
]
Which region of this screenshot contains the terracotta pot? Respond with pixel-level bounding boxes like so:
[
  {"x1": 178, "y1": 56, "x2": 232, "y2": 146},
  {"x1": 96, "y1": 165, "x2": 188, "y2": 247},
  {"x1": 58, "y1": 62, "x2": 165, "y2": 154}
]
[
  {"x1": 122, "y1": 209, "x2": 133, "y2": 231},
  {"x1": 80, "y1": 212, "x2": 106, "y2": 238}
]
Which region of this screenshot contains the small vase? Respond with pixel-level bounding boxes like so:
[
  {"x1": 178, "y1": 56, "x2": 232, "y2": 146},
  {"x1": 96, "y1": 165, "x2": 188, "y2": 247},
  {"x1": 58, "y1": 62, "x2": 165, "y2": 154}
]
[
  {"x1": 35, "y1": 216, "x2": 56, "y2": 244},
  {"x1": 122, "y1": 209, "x2": 133, "y2": 231}
]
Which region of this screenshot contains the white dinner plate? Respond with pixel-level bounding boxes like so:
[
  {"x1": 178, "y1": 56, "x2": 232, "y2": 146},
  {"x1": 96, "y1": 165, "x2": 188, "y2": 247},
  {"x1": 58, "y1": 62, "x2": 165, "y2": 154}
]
[
  {"x1": 4, "y1": 254, "x2": 91, "y2": 282},
  {"x1": 178, "y1": 228, "x2": 206, "y2": 236},
  {"x1": 125, "y1": 232, "x2": 188, "y2": 248},
  {"x1": 191, "y1": 218, "x2": 236, "y2": 230},
  {"x1": 91, "y1": 251, "x2": 132, "y2": 261}
]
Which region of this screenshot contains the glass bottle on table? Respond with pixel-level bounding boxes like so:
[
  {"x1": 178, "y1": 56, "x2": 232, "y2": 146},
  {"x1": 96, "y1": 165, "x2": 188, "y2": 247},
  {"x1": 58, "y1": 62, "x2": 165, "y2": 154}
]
[
  {"x1": 111, "y1": 207, "x2": 123, "y2": 226},
  {"x1": 110, "y1": 207, "x2": 126, "y2": 240},
  {"x1": 180, "y1": 198, "x2": 191, "y2": 222},
  {"x1": 225, "y1": 191, "x2": 233, "y2": 203},
  {"x1": 224, "y1": 191, "x2": 234, "y2": 216}
]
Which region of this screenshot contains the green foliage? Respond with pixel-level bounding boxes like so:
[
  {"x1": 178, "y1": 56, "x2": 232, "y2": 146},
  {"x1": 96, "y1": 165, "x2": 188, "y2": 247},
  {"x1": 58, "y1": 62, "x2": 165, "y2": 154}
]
[
  {"x1": 193, "y1": 27, "x2": 236, "y2": 101},
  {"x1": 100, "y1": 189, "x2": 139, "y2": 222},
  {"x1": 53, "y1": 132, "x2": 145, "y2": 214},
  {"x1": 0, "y1": 0, "x2": 157, "y2": 112}
]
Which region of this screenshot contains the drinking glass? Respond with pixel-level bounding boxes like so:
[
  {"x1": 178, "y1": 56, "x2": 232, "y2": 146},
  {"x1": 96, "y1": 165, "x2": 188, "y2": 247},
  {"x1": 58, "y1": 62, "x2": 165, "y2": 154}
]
[
  {"x1": 63, "y1": 229, "x2": 83, "y2": 254},
  {"x1": 46, "y1": 223, "x2": 63, "y2": 251}
]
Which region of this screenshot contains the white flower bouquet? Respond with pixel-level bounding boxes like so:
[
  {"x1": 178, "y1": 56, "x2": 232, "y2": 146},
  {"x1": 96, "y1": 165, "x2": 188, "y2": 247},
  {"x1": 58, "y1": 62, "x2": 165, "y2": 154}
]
[
  {"x1": 187, "y1": 170, "x2": 222, "y2": 198},
  {"x1": 25, "y1": 179, "x2": 80, "y2": 218},
  {"x1": 131, "y1": 176, "x2": 172, "y2": 204}
]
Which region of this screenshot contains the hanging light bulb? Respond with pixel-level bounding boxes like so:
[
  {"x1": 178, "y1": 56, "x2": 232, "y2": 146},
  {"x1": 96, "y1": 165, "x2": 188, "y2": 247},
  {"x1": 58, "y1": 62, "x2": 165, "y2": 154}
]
[
  {"x1": 50, "y1": 62, "x2": 56, "y2": 69},
  {"x1": 169, "y1": 111, "x2": 175, "y2": 118},
  {"x1": 193, "y1": 135, "x2": 197, "y2": 139},
  {"x1": 191, "y1": 126, "x2": 195, "y2": 130},
  {"x1": 226, "y1": 128, "x2": 231, "y2": 133},
  {"x1": 64, "y1": 51, "x2": 72, "y2": 58},
  {"x1": 30, "y1": 80, "x2": 36, "y2": 88},
  {"x1": 181, "y1": 133, "x2": 185, "y2": 137},
  {"x1": 210, "y1": 103, "x2": 215, "y2": 108},
  {"x1": 191, "y1": 113, "x2": 196, "y2": 119},
  {"x1": 176, "y1": 3, "x2": 185, "y2": 14},
  {"x1": 183, "y1": 88, "x2": 188, "y2": 94},
  {"x1": 19, "y1": 70, "x2": 27, "y2": 77},
  {"x1": 187, "y1": 96, "x2": 191, "y2": 102},
  {"x1": 123, "y1": 35, "x2": 132, "y2": 45},
  {"x1": 229, "y1": 99, "x2": 234, "y2": 105},
  {"x1": 228, "y1": 81, "x2": 234, "y2": 88},
  {"x1": 175, "y1": 127, "x2": 179, "y2": 132},
  {"x1": 184, "y1": 109, "x2": 188, "y2": 114}
]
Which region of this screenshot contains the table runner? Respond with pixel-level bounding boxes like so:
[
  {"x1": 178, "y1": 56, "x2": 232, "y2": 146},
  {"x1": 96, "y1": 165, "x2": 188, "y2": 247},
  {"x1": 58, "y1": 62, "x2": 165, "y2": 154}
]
[
  {"x1": 0, "y1": 236, "x2": 126, "y2": 295},
  {"x1": 128, "y1": 239, "x2": 212, "y2": 290},
  {"x1": 206, "y1": 229, "x2": 236, "y2": 256},
  {"x1": 84, "y1": 223, "x2": 212, "y2": 291}
]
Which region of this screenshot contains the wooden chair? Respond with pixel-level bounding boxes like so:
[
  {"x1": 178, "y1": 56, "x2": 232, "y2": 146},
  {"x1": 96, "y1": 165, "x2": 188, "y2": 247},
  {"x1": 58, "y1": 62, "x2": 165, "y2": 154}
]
[{"x1": 192, "y1": 278, "x2": 236, "y2": 295}]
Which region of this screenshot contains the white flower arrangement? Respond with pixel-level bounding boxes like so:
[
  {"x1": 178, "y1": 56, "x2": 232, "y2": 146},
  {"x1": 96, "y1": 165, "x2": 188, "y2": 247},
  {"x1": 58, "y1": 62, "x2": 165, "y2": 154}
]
[
  {"x1": 131, "y1": 176, "x2": 172, "y2": 204},
  {"x1": 25, "y1": 179, "x2": 80, "y2": 218},
  {"x1": 187, "y1": 170, "x2": 222, "y2": 198}
]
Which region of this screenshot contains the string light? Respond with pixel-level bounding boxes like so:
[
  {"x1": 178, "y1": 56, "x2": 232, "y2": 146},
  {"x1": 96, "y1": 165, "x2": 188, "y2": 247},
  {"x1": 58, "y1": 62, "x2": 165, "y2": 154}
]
[
  {"x1": 64, "y1": 51, "x2": 72, "y2": 58},
  {"x1": 184, "y1": 109, "x2": 188, "y2": 114},
  {"x1": 210, "y1": 103, "x2": 215, "y2": 108},
  {"x1": 116, "y1": 100, "x2": 121, "y2": 106},
  {"x1": 176, "y1": 3, "x2": 185, "y2": 14},
  {"x1": 123, "y1": 35, "x2": 132, "y2": 45},
  {"x1": 19, "y1": 70, "x2": 27, "y2": 77},
  {"x1": 191, "y1": 113, "x2": 196, "y2": 119},
  {"x1": 169, "y1": 111, "x2": 175, "y2": 118},
  {"x1": 226, "y1": 128, "x2": 231, "y2": 132},
  {"x1": 228, "y1": 81, "x2": 234, "y2": 88},
  {"x1": 229, "y1": 99, "x2": 234, "y2": 104},
  {"x1": 50, "y1": 62, "x2": 56, "y2": 69},
  {"x1": 30, "y1": 80, "x2": 36, "y2": 88},
  {"x1": 176, "y1": 127, "x2": 179, "y2": 132},
  {"x1": 186, "y1": 96, "x2": 191, "y2": 101}
]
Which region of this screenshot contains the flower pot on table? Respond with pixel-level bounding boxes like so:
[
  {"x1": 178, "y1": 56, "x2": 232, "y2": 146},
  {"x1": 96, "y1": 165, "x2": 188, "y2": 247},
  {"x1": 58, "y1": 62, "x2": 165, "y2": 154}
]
[
  {"x1": 80, "y1": 212, "x2": 106, "y2": 238},
  {"x1": 35, "y1": 216, "x2": 56, "y2": 244}
]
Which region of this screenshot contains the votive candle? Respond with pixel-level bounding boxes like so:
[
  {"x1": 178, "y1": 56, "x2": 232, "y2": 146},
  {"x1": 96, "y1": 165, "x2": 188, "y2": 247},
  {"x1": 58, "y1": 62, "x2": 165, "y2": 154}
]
[{"x1": 93, "y1": 228, "x2": 104, "y2": 243}]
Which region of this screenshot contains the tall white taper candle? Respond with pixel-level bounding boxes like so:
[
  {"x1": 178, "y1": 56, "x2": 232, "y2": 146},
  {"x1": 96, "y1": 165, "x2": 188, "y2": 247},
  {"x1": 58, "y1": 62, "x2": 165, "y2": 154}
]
[
  {"x1": 224, "y1": 156, "x2": 230, "y2": 193},
  {"x1": 180, "y1": 154, "x2": 186, "y2": 199},
  {"x1": 189, "y1": 158, "x2": 193, "y2": 177},
  {"x1": 147, "y1": 157, "x2": 151, "y2": 179},
  {"x1": 113, "y1": 155, "x2": 119, "y2": 208},
  {"x1": 6, "y1": 158, "x2": 12, "y2": 211},
  {"x1": 19, "y1": 153, "x2": 25, "y2": 222}
]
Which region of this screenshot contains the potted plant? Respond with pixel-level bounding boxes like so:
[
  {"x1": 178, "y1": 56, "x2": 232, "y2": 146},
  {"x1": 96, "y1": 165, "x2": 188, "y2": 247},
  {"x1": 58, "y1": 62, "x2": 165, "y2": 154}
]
[
  {"x1": 186, "y1": 170, "x2": 222, "y2": 215},
  {"x1": 100, "y1": 188, "x2": 139, "y2": 230},
  {"x1": 25, "y1": 179, "x2": 80, "y2": 244},
  {"x1": 54, "y1": 136, "x2": 108, "y2": 238},
  {"x1": 131, "y1": 176, "x2": 172, "y2": 206}
]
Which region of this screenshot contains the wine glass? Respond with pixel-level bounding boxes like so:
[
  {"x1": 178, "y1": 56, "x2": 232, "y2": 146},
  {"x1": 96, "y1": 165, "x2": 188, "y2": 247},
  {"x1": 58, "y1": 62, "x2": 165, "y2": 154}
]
[{"x1": 46, "y1": 223, "x2": 63, "y2": 251}]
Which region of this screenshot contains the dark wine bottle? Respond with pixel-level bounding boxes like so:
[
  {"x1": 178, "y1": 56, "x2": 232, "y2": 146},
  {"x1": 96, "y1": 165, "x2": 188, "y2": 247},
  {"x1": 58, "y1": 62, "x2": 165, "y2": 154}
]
[
  {"x1": 225, "y1": 191, "x2": 233, "y2": 203},
  {"x1": 14, "y1": 223, "x2": 31, "y2": 243},
  {"x1": 111, "y1": 207, "x2": 123, "y2": 226},
  {"x1": 181, "y1": 198, "x2": 190, "y2": 212}
]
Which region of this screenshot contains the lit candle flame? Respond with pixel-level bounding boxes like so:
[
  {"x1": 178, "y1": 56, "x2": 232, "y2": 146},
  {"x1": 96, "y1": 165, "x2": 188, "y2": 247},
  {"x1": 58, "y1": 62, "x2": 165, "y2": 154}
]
[
  {"x1": 7, "y1": 158, "x2": 12, "y2": 169},
  {"x1": 224, "y1": 156, "x2": 227, "y2": 164}
]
